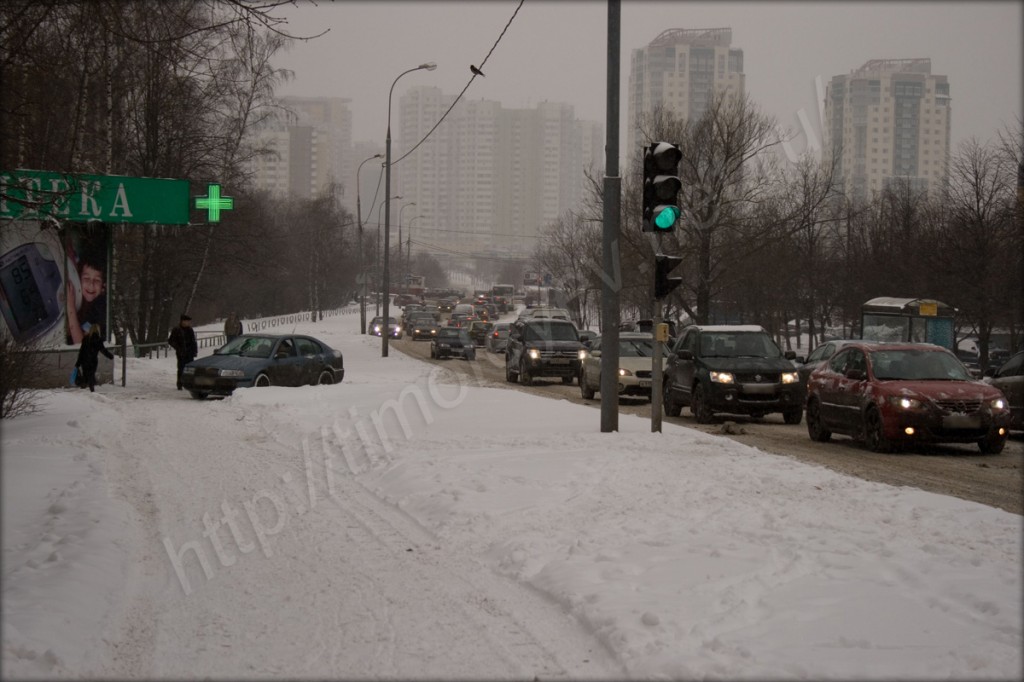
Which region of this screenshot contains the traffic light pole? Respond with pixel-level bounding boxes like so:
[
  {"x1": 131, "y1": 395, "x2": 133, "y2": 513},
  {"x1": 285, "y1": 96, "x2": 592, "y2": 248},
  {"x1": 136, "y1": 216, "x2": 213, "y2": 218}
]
[{"x1": 652, "y1": 296, "x2": 664, "y2": 433}]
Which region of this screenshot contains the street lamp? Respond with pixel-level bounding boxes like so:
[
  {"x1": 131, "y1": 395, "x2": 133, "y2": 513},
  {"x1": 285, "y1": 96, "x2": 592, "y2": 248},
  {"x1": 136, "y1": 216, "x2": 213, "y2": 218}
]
[
  {"x1": 398, "y1": 201, "x2": 417, "y2": 293},
  {"x1": 375, "y1": 194, "x2": 402, "y2": 317},
  {"x1": 357, "y1": 153, "x2": 383, "y2": 334},
  {"x1": 384, "y1": 61, "x2": 436, "y2": 357}
]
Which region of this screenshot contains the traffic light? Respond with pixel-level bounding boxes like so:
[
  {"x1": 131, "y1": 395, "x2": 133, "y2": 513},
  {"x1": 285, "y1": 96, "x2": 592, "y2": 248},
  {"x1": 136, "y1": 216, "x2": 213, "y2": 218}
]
[
  {"x1": 642, "y1": 142, "x2": 683, "y2": 232},
  {"x1": 654, "y1": 253, "x2": 683, "y2": 299}
]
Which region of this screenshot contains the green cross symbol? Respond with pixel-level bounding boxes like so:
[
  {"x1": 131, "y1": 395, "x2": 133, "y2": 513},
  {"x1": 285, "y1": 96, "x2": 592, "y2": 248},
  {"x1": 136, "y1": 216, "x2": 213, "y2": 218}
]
[{"x1": 194, "y1": 183, "x2": 234, "y2": 222}]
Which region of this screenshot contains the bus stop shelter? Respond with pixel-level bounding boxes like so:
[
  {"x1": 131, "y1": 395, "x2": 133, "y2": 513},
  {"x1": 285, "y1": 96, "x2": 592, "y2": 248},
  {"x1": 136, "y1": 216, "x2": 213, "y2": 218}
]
[{"x1": 860, "y1": 297, "x2": 956, "y2": 350}]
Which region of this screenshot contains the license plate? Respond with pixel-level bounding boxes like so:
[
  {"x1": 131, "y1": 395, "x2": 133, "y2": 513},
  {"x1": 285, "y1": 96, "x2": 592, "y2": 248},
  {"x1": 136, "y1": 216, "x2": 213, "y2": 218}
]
[
  {"x1": 639, "y1": 380, "x2": 651, "y2": 388},
  {"x1": 550, "y1": 358, "x2": 570, "y2": 365},
  {"x1": 194, "y1": 377, "x2": 214, "y2": 387},
  {"x1": 943, "y1": 414, "x2": 981, "y2": 429}
]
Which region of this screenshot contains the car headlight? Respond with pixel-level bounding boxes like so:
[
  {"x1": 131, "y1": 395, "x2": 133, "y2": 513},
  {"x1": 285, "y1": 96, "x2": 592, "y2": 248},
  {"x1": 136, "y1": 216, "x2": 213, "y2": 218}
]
[
  {"x1": 781, "y1": 371, "x2": 799, "y2": 384},
  {"x1": 710, "y1": 371, "x2": 734, "y2": 384},
  {"x1": 219, "y1": 369, "x2": 246, "y2": 378},
  {"x1": 414, "y1": 328, "x2": 422, "y2": 334},
  {"x1": 439, "y1": 343, "x2": 450, "y2": 349},
  {"x1": 578, "y1": 349, "x2": 588, "y2": 360},
  {"x1": 183, "y1": 366, "x2": 196, "y2": 375},
  {"x1": 373, "y1": 325, "x2": 381, "y2": 332},
  {"x1": 618, "y1": 368, "x2": 633, "y2": 377},
  {"x1": 431, "y1": 329, "x2": 437, "y2": 335},
  {"x1": 991, "y1": 397, "x2": 1007, "y2": 411},
  {"x1": 888, "y1": 396, "x2": 922, "y2": 409},
  {"x1": 528, "y1": 348, "x2": 541, "y2": 360}
]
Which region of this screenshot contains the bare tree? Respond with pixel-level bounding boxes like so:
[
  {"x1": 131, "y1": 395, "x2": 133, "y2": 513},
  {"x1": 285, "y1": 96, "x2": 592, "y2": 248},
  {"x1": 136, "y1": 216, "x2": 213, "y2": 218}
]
[
  {"x1": 532, "y1": 210, "x2": 602, "y2": 329},
  {"x1": 928, "y1": 137, "x2": 1018, "y2": 369},
  {"x1": 636, "y1": 93, "x2": 784, "y2": 324}
]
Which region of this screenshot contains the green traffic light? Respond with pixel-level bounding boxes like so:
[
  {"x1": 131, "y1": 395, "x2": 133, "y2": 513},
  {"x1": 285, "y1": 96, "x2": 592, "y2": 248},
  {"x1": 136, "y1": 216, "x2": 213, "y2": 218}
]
[{"x1": 654, "y1": 205, "x2": 680, "y2": 229}]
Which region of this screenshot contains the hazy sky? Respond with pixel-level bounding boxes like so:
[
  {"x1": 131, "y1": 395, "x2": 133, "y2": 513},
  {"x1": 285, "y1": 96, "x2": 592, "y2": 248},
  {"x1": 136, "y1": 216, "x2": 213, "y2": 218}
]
[{"x1": 272, "y1": 1, "x2": 1022, "y2": 160}]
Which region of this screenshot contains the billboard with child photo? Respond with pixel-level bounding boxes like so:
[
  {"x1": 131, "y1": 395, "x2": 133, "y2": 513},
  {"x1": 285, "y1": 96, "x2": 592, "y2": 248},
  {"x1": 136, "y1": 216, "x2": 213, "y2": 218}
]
[{"x1": 0, "y1": 220, "x2": 109, "y2": 348}]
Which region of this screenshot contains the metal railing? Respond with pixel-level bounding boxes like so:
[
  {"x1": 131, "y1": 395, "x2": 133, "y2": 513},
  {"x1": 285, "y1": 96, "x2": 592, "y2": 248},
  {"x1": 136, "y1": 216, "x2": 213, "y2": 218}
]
[{"x1": 113, "y1": 331, "x2": 227, "y2": 359}]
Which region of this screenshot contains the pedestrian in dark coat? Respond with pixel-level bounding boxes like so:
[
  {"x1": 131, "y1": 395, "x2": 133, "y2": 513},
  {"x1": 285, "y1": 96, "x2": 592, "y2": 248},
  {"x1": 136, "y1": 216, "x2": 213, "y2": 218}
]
[
  {"x1": 76, "y1": 323, "x2": 114, "y2": 392},
  {"x1": 224, "y1": 312, "x2": 242, "y2": 342},
  {"x1": 168, "y1": 313, "x2": 198, "y2": 390}
]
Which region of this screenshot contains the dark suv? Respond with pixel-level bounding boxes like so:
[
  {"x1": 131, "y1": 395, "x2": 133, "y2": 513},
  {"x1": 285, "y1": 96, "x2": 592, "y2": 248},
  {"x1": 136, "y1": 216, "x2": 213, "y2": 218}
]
[
  {"x1": 506, "y1": 319, "x2": 584, "y2": 385},
  {"x1": 664, "y1": 325, "x2": 803, "y2": 424}
]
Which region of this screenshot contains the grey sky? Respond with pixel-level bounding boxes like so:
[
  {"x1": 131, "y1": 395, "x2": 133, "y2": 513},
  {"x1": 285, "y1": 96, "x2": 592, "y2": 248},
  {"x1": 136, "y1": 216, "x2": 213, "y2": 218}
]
[{"x1": 273, "y1": 1, "x2": 1022, "y2": 159}]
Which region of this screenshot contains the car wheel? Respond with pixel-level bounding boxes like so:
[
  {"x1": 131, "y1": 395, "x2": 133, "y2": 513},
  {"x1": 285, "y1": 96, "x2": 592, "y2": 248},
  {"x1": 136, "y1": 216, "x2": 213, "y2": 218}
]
[
  {"x1": 863, "y1": 407, "x2": 892, "y2": 453},
  {"x1": 663, "y1": 383, "x2": 682, "y2": 417},
  {"x1": 978, "y1": 431, "x2": 1007, "y2": 454},
  {"x1": 783, "y1": 407, "x2": 803, "y2": 425},
  {"x1": 580, "y1": 372, "x2": 596, "y2": 400},
  {"x1": 254, "y1": 373, "x2": 271, "y2": 388},
  {"x1": 806, "y1": 399, "x2": 831, "y2": 442},
  {"x1": 691, "y1": 382, "x2": 714, "y2": 423},
  {"x1": 506, "y1": 358, "x2": 517, "y2": 383},
  {"x1": 519, "y1": 360, "x2": 533, "y2": 386},
  {"x1": 317, "y1": 370, "x2": 334, "y2": 385},
  {"x1": 188, "y1": 391, "x2": 208, "y2": 400}
]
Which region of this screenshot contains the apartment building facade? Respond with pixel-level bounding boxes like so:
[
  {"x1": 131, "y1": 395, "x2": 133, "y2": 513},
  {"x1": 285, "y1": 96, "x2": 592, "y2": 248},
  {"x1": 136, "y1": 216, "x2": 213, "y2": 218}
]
[
  {"x1": 395, "y1": 86, "x2": 603, "y2": 261},
  {"x1": 823, "y1": 58, "x2": 951, "y2": 202},
  {"x1": 627, "y1": 27, "x2": 745, "y2": 158},
  {"x1": 248, "y1": 96, "x2": 354, "y2": 202}
]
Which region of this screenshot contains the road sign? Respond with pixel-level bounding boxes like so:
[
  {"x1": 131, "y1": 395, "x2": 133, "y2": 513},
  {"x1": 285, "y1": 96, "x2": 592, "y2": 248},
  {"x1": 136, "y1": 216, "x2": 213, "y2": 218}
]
[{"x1": 1, "y1": 169, "x2": 191, "y2": 225}]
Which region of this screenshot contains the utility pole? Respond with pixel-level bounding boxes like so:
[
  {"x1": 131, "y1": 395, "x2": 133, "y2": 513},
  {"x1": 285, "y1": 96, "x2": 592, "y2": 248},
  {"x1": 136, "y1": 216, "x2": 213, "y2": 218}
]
[{"x1": 600, "y1": 0, "x2": 621, "y2": 432}]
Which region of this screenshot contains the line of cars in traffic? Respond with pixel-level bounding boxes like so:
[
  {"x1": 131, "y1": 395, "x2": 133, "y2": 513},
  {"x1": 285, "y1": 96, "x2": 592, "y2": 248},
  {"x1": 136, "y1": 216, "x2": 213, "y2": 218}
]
[
  {"x1": 184, "y1": 297, "x2": 1020, "y2": 456},
  {"x1": 498, "y1": 316, "x2": 1018, "y2": 455}
]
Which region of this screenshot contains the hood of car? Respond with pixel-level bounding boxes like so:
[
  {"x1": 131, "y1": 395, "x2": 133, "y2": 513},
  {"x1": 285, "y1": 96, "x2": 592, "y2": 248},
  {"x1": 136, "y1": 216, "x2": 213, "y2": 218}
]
[
  {"x1": 524, "y1": 340, "x2": 583, "y2": 351},
  {"x1": 694, "y1": 357, "x2": 796, "y2": 373},
  {"x1": 617, "y1": 356, "x2": 667, "y2": 371},
  {"x1": 189, "y1": 354, "x2": 265, "y2": 371},
  {"x1": 874, "y1": 379, "x2": 1005, "y2": 402}
]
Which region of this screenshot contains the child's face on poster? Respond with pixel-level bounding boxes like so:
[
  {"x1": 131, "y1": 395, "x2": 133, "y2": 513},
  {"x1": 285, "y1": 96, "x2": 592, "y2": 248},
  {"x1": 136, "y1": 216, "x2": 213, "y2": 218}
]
[{"x1": 81, "y1": 264, "x2": 104, "y2": 303}]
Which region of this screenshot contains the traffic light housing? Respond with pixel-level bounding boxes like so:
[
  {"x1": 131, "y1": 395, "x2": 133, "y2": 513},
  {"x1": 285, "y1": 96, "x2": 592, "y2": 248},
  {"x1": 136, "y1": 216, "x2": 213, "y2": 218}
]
[
  {"x1": 642, "y1": 142, "x2": 682, "y2": 232},
  {"x1": 654, "y1": 253, "x2": 683, "y2": 299}
]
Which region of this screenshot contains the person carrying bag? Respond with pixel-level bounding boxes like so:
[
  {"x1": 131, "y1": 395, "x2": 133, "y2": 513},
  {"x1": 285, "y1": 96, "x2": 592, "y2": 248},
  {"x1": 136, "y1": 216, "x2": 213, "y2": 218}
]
[{"x1": 75, "y1": 324, "x2": 113, "y2": 392}]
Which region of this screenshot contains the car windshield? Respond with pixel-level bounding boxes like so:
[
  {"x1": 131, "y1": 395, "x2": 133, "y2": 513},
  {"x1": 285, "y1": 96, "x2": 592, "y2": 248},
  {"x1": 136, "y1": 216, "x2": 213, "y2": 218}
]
[
  {"x1": 618, "y1": 338, "x2": 665, "y2": 357},
  {"x1": 870, "y1": 349, "x2": 973, "y2": 381},
  {"x1": 700, "y1": 332, "x2": 781, "y2": 358},
  {"x1": 218, "y1": 336, "x2": 275, "y2": 358},
  {"x1": 524, "y1": 322, "x2": 578, "y2": 342},
  {"x1": 437, "y1": 329, "x2": 463, "y2": 340}
]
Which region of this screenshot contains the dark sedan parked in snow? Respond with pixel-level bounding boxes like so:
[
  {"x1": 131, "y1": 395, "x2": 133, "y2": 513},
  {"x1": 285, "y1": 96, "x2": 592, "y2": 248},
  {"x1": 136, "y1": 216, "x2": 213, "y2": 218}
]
[{"x1": 182, "y1": 334, "x2": 344, "y2": 399}]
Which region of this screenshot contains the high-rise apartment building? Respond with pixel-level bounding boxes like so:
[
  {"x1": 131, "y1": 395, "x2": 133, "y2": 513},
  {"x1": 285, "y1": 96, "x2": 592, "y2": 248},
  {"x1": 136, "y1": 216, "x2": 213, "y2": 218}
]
[
  {"x1": 627, "y1": 28, "x2": 745, "y2": 157},
  {"x1": 248, "y1": 96, "x2": 353, "y2": 202},
  {"x1": 395, "y1": 87, "x2": 603, "y2": 261},
  {"x1": 823, "y1": 58, "x2": 951, "y2": 202}
]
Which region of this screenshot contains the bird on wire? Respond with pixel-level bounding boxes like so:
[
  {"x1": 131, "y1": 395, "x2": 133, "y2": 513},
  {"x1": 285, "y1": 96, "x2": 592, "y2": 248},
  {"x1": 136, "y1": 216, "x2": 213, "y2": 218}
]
[{"x1": 470, "y1": 65, "x2": 486, "y2": 77}]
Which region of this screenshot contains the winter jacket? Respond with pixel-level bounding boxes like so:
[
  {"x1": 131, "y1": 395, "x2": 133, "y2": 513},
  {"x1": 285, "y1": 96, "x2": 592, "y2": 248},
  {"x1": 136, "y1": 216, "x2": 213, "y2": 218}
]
[
  {"x1": 77, "y1": 334, "x2": 114, "y2": 371},
  {"x1": 168, "y1": 325, "x2": 198, "y2": 360}
]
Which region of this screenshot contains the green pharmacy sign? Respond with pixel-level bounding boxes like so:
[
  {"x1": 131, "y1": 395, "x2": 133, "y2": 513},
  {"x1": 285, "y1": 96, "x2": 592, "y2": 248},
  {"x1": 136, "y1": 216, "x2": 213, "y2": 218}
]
[
  {"x1": 0, "y1": 169, "x2": 191, "y2": 225},
  {"x1": 194, "y1": 183, "x2": 234, "y2": 222}
]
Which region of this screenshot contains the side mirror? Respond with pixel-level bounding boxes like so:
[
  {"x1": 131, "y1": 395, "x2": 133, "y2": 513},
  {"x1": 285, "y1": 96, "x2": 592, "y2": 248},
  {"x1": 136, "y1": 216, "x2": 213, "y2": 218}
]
[
  {"x1": 784, "y1": 350, "x2": 796, "y2": 360},
  {"x1": 845, "y1": 368, "x2": 865, "y2": 381},
  {"x1": 795, "y1": 355, "x2": 806, "y2": 364},
  {"x1": 678, "y1": 349, "x2": 694, "y2": 361}
]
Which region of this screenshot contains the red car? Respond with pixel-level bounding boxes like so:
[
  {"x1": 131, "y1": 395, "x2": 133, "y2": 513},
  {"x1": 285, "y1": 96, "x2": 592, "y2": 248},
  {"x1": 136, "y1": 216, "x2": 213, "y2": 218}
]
[{"x1": 805, "y1": 342, "x2": 1011, "y2": 453}]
